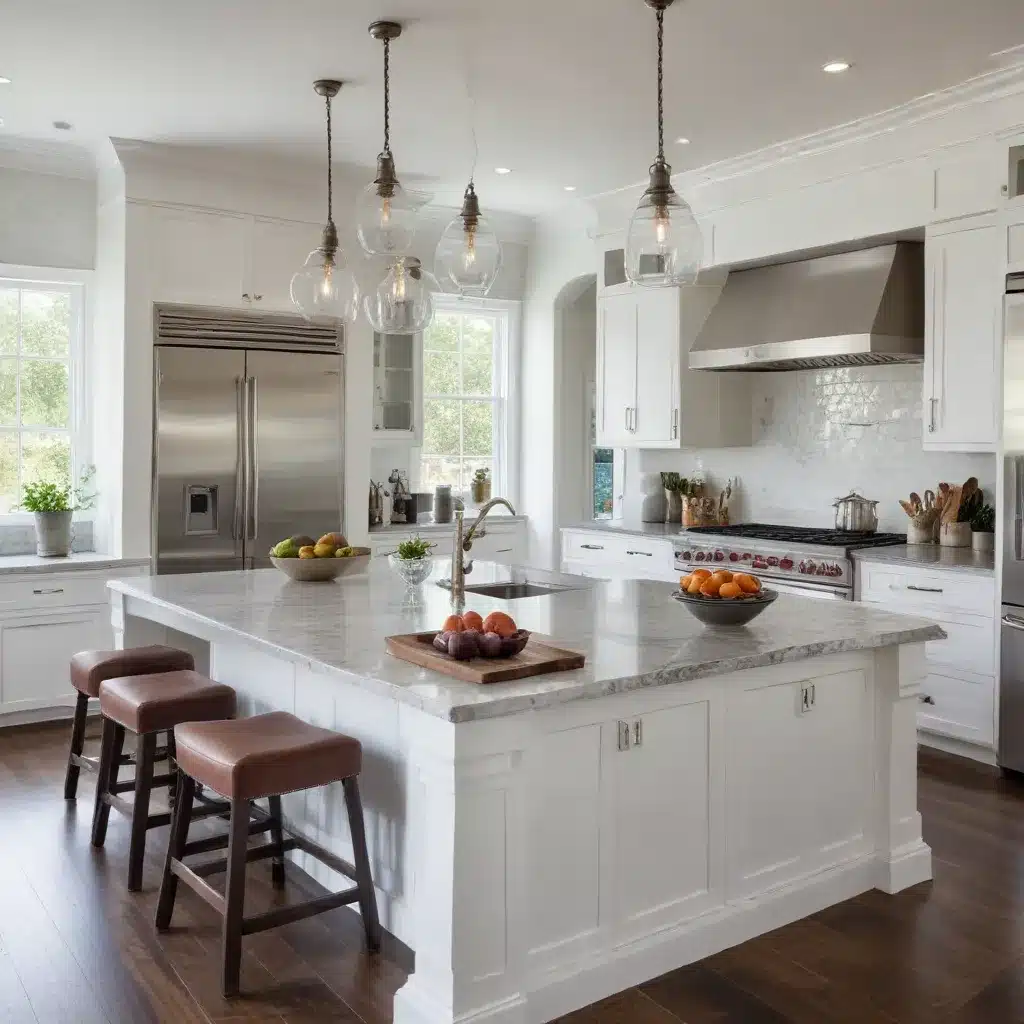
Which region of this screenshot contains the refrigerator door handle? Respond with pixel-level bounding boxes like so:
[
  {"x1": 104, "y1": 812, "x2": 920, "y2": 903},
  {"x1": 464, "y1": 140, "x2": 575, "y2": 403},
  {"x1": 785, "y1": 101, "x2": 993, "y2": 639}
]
[
  {"x1": 1003, "y1": 614, "x2": 1024, "y2": 632},
  {"x1": 233, "y1": 376, "x2": 246, "y2": 543},
  {"x1": 246, "y1": 376, "x2": 259, "y2": 542},
  {"x1": 1015, "y1": 455, "x2": 1024, "y2": 560}
]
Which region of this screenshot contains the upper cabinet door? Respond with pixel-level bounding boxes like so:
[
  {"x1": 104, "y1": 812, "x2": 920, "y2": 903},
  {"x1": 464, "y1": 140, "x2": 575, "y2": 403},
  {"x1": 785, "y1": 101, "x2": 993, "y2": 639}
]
[
  {"x1": 924, "y1": 220, "x2": 1000, "y2": 452},
  {"x1": 147, "y1": 206, "x2": 249, "y2": 307},
  {"x1": 633, "y1": 288, "x2": 678, "y2": 445},
  {"x1": 248, "y1": 217, "x2": 322, "y2": 312},
  {"x1": 596, "y1": 293, "x2": 638, "y2": 446}
]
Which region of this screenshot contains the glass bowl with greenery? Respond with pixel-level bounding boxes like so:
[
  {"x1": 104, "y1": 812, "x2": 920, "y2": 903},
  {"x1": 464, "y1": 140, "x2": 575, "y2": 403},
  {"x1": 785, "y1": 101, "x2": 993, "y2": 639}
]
[{"x1": 388, "y1": 536, "x2": 436, "y2": 588}]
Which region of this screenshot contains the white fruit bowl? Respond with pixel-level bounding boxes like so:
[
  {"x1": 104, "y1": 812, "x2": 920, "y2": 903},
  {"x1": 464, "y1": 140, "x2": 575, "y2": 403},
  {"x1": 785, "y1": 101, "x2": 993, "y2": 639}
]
[{"x1": 271, "y1": 550, "x2": 370, "y2": 582}]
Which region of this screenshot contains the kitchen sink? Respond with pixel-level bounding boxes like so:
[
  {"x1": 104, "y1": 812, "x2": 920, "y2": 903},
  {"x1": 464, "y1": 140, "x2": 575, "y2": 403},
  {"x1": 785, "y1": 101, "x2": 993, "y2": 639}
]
[{"x1": 462, "y1": 582, "x2": 574, "y2": 600}]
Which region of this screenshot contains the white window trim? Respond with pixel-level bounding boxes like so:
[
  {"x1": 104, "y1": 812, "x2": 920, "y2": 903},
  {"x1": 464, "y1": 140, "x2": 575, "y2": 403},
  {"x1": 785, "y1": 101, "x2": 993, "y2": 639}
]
[
  {"x1": 418, "y1": 295, "x2": 522, "y2": 508},
  {"x1": 0, "y1": 263, "x2": 92, "y2": 524}
]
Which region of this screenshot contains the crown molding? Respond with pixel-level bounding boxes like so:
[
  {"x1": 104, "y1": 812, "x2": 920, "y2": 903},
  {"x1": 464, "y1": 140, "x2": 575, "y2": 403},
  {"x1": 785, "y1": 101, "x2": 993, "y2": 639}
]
[
  {"x1": 588, "y1": 61, "x2": 1024, "y2": 215},
  {"x1": 0, "y1": 136, "x2": 97, "y2": 180}
]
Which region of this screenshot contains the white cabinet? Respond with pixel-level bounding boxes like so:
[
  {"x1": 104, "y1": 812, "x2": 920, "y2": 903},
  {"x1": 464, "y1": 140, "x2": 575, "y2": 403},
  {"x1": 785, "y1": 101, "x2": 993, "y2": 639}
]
[
  {"x1": 561, "y1": 529, "x2": 676, "y2": 582},
  {"x1": 856, "y1": 560, "x2": 997, "y2": 751},
  {"x1": 726, "y1": 667, "x2": 871, "y2": 898},
  {"x1": 596, "y1": 288, "x2": 750, "y2": 450},
  {"x1": 145, "y1": 204, "x2": 322, "y2": 313},
  {"x1": 369, "y1": 520, "x2": 526, "y2": 567},
  {"x1": 924, "y1": 217, "x2": 1001, "y2": 452}
]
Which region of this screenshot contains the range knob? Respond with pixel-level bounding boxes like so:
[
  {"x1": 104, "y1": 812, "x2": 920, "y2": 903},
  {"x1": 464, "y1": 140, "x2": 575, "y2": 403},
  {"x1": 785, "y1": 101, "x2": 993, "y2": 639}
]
[
  {"x1": 752, "y1": 556, "x2": 768, "y2": 570},
  {"x1": 802, "y1": 560, "x2": 816, "y2": 575},
  {"x1": 767, "y1": 556, "x2": 780, "y2": 567},
  {"x1": 742, "y1": 553, "x2": 752, "y2": 561},
  {"x1": 713, "y1": 550, "x2": 725, "y2": 562},
  {"x1": 729, "y1": 552, "x2": 740, "y2": 562},
  {"x1": 695, "y1": 551, "x2": 706, "y2": 562},
  {"x1": 681, "y1": 551, "x2": 692, "y2": 561},
  {"x1": 780, "y1": 557, "x2": 794, "y2": 571}
]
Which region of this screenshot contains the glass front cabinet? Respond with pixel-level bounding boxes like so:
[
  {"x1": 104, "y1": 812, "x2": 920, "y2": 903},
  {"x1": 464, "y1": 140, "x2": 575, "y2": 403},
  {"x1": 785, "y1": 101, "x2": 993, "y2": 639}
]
[{"x1": 373, "y1": 331, "x2": 423, "y2": 442}]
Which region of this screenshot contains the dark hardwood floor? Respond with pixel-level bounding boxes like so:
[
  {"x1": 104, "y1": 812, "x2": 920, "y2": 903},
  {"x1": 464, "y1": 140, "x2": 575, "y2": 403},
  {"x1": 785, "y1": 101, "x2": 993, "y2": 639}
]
[{"x1": 1, "y1": 722, "x2": 1023, "y2": 1023}]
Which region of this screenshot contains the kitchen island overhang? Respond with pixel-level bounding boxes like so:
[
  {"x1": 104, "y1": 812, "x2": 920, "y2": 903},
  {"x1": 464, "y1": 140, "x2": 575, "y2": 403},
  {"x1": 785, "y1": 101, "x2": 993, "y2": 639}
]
[{"x1": 109, "y1": 562, "x2": 942, "y2": 1024}]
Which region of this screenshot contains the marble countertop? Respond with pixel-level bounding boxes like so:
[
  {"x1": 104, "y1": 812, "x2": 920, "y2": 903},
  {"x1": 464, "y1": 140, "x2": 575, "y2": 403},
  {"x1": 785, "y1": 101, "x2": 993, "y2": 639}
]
[
  {"x1": 109, "y1": 558, "x2": 943, "y2": 724},
  {"x1": 852, "y1": 544, "x2": 995, "y2": 576},
  {"x1": 563, "y1": 520, "x2": 688, "y2": 539},
  {"x1": 370, "y1": 514, "x2": 527, "y2": 537},
  {"x1": 0, "y1": 552, "x2": 150, "y2": 576}
]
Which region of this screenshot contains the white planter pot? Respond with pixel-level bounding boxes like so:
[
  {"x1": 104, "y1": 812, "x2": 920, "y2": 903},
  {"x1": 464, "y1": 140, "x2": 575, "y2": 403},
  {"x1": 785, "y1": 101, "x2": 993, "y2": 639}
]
[
  {"x1": 971, "y1": 530, "x2": 995, "y2": 553},
  {"x1": 34, "y1": 511, "x2": 73, "y2": 557},
  {"x1": 939, "y1": 521, "x2": 972, "y2": 548}
]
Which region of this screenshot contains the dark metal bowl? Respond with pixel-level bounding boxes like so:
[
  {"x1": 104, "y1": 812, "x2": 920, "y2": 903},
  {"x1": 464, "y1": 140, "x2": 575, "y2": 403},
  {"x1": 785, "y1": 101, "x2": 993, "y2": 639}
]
[{"x1": 671, "y1": 587, "x2": 779, "y2": 626}]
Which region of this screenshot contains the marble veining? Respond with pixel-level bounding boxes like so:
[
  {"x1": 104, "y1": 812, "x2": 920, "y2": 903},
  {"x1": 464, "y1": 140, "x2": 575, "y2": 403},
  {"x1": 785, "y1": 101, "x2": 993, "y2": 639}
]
[
  {"x1": 110, "y1": 559, "x2": 944, "y2": 724},
  {"x1": 853, "y1": 544, "x2": 995, "y2": 576},
  {"x1": 0, "y1": 519, "x2": 95, "y2": 556}
]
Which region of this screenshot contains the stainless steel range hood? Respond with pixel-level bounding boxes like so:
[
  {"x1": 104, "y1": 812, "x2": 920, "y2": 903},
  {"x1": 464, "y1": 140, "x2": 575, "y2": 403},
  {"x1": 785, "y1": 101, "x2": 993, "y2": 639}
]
[{"x1": 689, "y1": 242, "x2": 924, "y2": 371}]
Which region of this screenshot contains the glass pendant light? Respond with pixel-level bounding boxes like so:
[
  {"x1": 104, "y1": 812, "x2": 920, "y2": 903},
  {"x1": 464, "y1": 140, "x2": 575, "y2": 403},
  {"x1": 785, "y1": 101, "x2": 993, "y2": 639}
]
[
  {"x1": 290, "y1": 80, "x2": 359, "y2": 322},
  {"x1": 364, "y1": 256, "x2": 438, "y2": 335},
  {"x1": 356, "y1": 22, "x2": 419, "y2": 257},
  {"x1": 435, "y1": 181, "x2": 502, "y2": 297},
  {"x1": 625, "y1": 0, "x2": 702, "y2": 288}
]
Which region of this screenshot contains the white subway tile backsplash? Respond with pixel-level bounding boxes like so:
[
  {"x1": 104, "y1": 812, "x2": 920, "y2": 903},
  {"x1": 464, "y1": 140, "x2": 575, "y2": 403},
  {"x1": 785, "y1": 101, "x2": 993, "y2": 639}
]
[{"x1": 635, "y1": 364, "x2": 994, "y2": 532}]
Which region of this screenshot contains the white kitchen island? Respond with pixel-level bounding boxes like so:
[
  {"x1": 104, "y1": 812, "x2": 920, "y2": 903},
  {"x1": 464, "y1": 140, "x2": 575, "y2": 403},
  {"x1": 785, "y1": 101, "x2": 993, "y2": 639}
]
[{"x1": 108, "y1": 561, "x2": 942, "y2": 1024}]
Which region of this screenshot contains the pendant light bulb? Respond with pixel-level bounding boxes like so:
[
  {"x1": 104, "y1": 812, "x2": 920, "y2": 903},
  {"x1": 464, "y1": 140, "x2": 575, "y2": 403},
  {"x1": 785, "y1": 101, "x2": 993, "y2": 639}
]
[
  {"x1": 435, "y1": 181, "x2": 501, "y2": 296},
  {"x1": 356, "y1": 22, "x2": 420, "y2": 257},
  {"x1": 365, "y1": 256, "x2": 437, "y2": 335},
  {"x1": 291, "y1": 80, "x2": 359, "y2": 323},
  {"x1": 625, "y1": 0, "x2": 702, "y2": 288}
]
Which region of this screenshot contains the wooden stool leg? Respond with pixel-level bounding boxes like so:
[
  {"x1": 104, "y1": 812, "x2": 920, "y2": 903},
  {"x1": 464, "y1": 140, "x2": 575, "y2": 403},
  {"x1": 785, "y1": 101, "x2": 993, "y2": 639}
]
[
  {"x1": 127, "y1": 732, "x2": 157, "y2": 891},
  {"x1": 156, "y1": 772, "x2": 195, "y2": 931},
  {"x1": 166, "y1": 731, "x2": 177, "y2": 810},
  {"x1": 221, "y1": 797, "x2": 250, "y2": 997},
  {"x1": 90, "y1": 718, "x2": 123, "y2": 847},
  {"x1": 343, "y1": 776, "x2": 381, "y2": 952},
  {"x1": 268, "y1": 794, "x2": 286, "y2": 889},
  {"x1": 63, "y1": 692, "x2": 90, "y2": 800}
]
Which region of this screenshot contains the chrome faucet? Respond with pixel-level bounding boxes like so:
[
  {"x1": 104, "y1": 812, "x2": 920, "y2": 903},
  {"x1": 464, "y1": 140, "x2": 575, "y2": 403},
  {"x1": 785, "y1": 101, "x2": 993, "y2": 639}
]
[{"x1": 449, "y1": 497, "x2": 517, "y2": 606}]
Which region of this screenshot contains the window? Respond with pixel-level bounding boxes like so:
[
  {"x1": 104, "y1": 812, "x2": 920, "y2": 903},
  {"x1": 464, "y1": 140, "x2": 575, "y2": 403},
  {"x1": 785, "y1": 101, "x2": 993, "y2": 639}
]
[
  {"x1": 419, "y1": 301, "x2": 513, "y2": 500},
  {"x1": 588, "y1": 382, "x2": 623, "y2": 520},
  {"x1": 0, "y1": 280, "x2": 83, "y2": 513}
]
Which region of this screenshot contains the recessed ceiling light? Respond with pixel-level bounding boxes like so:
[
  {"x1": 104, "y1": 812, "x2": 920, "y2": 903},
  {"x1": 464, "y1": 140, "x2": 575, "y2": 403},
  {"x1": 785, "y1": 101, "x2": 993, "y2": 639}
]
[
  {"x1": 0, "y1": 77, "x2": 10, "y2": 85},
  {"x1": 52, "y1": 120, "x2": 73, "y2": 131},
  {"x1": 822, "y1": 61, "x2": 851, "y2": 74},
  {"x1": 563, "y1": 185, "x2": 577, "y2": 192},
  {"x1": 675, "y1": 136, "x2": 691, "y2": 145},
  {"x1": 494, "y1": 167, "x2": 511, "y2": 175}
]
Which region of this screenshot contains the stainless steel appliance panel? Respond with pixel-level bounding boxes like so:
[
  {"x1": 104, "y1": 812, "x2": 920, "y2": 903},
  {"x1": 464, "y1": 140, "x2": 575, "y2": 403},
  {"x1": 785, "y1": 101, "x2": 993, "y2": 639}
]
[
  {"x1": 1000, "y1": 606, "x2": 1024, "y2": 771},
  {"x1": 154, "y1": 346, "x2": 246, "y2": 574},
  {"x1": 244, "y1": 349, "x2": 343, "y2": 568}
]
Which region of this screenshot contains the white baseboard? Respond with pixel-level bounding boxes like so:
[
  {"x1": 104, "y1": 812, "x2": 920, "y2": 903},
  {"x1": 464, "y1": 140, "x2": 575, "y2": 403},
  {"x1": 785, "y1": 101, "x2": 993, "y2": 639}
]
[
  {"x1": 0, "y1": 703, "x2": 98, "y2": 729},
  {"x1": 918, "y1": 733, "x2": 996, "y2": 765}
]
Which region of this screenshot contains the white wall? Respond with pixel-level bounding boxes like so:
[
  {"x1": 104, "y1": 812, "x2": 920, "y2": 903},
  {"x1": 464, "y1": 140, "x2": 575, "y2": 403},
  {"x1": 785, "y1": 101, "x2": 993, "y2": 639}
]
[
  {"x1": 0, "y1": 167, "x2": 95, "y2": 270},
  {"x1": 633, "y1": 364, "x2": 995, "y2": 533}
]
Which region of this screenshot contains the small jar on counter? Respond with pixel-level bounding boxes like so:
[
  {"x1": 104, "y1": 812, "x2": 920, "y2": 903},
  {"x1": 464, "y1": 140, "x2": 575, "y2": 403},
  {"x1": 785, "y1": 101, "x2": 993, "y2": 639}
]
[{"x1": 434, "y1": 484, "x2": 453, "y2": 524}]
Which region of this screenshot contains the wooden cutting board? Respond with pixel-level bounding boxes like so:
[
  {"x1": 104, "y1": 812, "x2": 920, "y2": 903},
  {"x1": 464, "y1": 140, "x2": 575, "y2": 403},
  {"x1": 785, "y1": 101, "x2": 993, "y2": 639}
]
[{"x1": 386, "y1": 632, "x2": 585, "y2": 684}]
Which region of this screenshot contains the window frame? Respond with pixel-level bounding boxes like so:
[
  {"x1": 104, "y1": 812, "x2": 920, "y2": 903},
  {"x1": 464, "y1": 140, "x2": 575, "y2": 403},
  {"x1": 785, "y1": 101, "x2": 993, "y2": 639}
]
[
  {"x1": 0, "y1": 264, "x2": 91, "y2": 522},
  {"x1": 417, "y1": 295, "x2": 521, "y2": 505}
]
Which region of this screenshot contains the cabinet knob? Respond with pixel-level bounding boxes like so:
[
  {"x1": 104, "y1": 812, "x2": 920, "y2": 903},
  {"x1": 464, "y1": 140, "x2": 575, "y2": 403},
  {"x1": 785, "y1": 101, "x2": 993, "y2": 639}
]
[
  {"x1": 242, "y1": 293, "x2": 251, "y2": 300},
  {"x1": 253, "y1": 294, "x2": 263, "y2": 301},
  {"x1": 919, "y1": 694, "x2": 935, "y2": 705}
]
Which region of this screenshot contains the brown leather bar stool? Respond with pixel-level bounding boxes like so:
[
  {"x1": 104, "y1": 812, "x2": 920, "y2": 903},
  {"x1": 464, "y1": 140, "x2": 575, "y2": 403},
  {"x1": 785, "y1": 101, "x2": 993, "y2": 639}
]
[
  {"x1": 157, "y1": 711, "x2": 381, "y2": 997},
  {"x1": 92, "y1": 670, "x2": 237, "y2": 891},
  {"x1": 65, "y1": 646, "x2": 196, "y2": 800}
]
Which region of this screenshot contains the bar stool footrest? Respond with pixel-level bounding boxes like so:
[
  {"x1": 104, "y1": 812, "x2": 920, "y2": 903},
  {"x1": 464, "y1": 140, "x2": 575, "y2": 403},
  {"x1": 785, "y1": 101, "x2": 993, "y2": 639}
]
[
  {"x1": 189, "y1": 837, "x2": 298, "y2": 879},
  {"x1": 242, "y1": 886, "x2": 361, "y2": 936}
]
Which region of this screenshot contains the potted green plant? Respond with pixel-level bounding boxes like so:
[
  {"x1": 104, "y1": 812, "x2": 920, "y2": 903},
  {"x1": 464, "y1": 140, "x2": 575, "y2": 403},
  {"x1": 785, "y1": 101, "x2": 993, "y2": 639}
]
[
  {"x1": 17, "y1": 467, "x2": 96, "y2": 557},
  {"x1": 661, "y1": 472, "x2": 684, "y2": 524},
  {"x1": 388, "y1": 535, "x2": 437, "y2": 588},
  {"x1": 970, "y1": 503, "x2": 995, "y2": 553},
  {"x1": 470, "y1": 467, "x2": 491, "y2": 505}
]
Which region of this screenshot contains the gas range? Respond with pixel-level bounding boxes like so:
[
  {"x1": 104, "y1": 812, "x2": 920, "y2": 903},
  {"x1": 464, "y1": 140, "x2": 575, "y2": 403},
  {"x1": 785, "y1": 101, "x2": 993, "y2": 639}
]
[{"x1": 673, "y1": 524, "x2": 907, "y2": 598}]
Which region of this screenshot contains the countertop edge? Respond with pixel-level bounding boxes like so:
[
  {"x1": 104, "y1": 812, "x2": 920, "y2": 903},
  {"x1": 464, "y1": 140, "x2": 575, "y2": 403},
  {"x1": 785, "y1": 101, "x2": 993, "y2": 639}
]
[
  {"x1": 0, "y1": 554, "x2": 151, "y2": 576},
  {"x1": 851, "y1": 546, "x2": 995, "y2": 576}
]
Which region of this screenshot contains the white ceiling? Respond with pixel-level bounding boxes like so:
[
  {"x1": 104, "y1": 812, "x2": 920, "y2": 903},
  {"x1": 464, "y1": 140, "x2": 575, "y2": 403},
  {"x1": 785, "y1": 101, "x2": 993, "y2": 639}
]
[{"x1": 1, "y1": 0, "x2": 1022, "y2": 214}]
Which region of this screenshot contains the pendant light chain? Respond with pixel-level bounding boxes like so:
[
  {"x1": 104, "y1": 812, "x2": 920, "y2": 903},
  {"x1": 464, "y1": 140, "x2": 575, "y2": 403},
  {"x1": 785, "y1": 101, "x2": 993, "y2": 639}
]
[
  {"x1": 325, "y1": 91, "x2": 334, "y2": 224},
  {"x1": 656, "y1": 6, "x2": 665, "y2": 162},
  {"x1": 383, "y1": 36, "x2": 391, "y2": 156}
]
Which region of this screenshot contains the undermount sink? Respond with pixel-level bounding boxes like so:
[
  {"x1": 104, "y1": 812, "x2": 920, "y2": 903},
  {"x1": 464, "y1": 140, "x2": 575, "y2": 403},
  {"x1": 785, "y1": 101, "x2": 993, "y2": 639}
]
[{"x1": 462, "y1": 582, "x2": 573, "y2": 600}]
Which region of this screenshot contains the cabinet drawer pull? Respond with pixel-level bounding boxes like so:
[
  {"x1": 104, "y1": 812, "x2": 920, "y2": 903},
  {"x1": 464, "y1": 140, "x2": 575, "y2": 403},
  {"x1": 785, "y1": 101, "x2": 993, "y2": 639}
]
[
  {"x1": 32, "y1": 587, "x2": 64, "y2": 595},
  {"x1": 906, "y1": 585, "x2": 943, "y2": 593},
  {"x1": 626, "y1": 550, "x2": 653, "y2": 557},
  {"x1": 580, "y1": 543, "x2": 605, "y2": 551},
  {"x1": 496, "y1": 548, "x2": 513, "y2": 554},
  {"x1": 919, "y1": 694, "x2": 935, "y2": 705}
]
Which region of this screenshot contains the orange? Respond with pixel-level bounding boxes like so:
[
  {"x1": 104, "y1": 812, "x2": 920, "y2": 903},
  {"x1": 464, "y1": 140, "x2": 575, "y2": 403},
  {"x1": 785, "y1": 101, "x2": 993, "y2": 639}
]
[
  {"x1": 442, "y1": 614, "x2": 466, "y2": 633},
  {"x1": 462, "y1": 610, "x2": 484, "y2": 632},
  {"x1": 718, "y1": 581, "x2": 743, "y2": 600},
  {"x1": 482, "y1": 611, "x2": 518, "y2": 638},
  {"x1": 691, "y1": 568, "x2": 713, "y2": 580},
  {"x1": 711, "y1": 569, "x2": 733, "y2": 583},
  {"x1": 735, "y1": 574, "x2": 762, "y2": 594},
  {"x1": 699, "y1": 577, "x2": 723, "y2": 598},
  {"x1": 680, "y1": 574, "x2": 694, "y2": 590},
  {"x1": 686, "y1": 577, "x2": 704, "y2": 595}
]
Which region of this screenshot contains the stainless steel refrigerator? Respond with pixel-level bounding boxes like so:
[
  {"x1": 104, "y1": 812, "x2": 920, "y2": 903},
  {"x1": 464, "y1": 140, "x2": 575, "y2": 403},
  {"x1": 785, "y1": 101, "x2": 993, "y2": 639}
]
[
  {"x1": 152, "y1": 305, "x2": 345, "y2": 575},
  {"x1": 1000, "y1": 277, "x2": 1024, "y2": 770}
]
